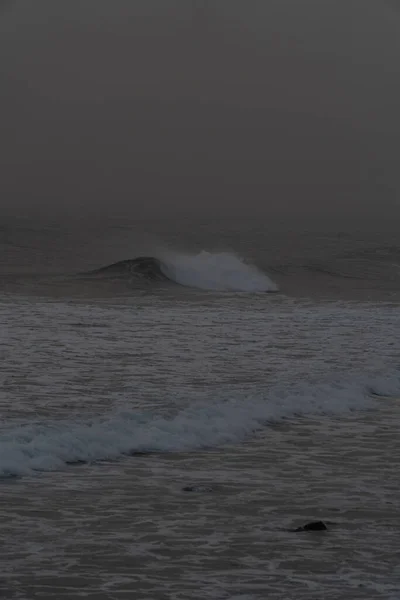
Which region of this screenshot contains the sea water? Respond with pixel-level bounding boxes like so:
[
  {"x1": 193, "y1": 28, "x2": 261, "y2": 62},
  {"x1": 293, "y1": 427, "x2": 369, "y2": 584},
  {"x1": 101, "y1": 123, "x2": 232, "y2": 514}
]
[{"x1": 0, "y1": 218, "x2": 399, "y2": 599}]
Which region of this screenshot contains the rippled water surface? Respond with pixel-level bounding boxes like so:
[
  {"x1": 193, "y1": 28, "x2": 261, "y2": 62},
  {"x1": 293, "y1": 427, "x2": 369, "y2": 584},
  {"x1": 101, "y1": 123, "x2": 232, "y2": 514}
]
[
  {"x1": 0, "y1": 213, "x2": 400, "y2": 600},
  {"x1": 1, "y1": 283, "x2": 400, "y2": 599}
]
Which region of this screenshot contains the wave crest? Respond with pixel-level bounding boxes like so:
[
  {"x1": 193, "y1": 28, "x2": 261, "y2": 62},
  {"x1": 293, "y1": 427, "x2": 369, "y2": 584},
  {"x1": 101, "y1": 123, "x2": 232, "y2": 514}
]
[
  {"x1": 90, "y1": 256, "x2": 168, "y2": 281},
  {"x1": 90, "y1": 251, "x2": 278, "y2": 292}
]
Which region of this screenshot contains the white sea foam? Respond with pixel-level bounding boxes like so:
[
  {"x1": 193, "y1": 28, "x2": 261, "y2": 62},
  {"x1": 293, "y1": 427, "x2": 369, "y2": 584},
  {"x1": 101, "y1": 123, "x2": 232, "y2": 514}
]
[
  {"x1": 1, "y1": 371, "x2": 399, "y2": 477},
  {"x1": 159, "y1": 250, "x2": 278, "y2": 292}
]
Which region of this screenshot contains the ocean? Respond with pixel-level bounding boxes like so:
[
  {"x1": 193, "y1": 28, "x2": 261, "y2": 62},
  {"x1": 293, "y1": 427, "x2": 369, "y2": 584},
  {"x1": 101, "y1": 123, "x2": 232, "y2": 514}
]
[{"x1": 0, "y1": 216, "x2": 399, "y2": 599}]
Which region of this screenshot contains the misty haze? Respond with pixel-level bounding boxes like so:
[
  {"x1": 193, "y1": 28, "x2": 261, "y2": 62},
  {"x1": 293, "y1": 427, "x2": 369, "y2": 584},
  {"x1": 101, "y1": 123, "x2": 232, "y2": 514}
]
[{"x1": 0, "y1": 0, "x2": 399, "y2": 221}]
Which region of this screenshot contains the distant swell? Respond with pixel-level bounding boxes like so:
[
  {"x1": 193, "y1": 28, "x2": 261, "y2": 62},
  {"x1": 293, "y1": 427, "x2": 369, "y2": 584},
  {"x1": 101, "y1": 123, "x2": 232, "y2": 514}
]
[{"x1": 88, "y1": 252, "x2": 279, "y2": 292}]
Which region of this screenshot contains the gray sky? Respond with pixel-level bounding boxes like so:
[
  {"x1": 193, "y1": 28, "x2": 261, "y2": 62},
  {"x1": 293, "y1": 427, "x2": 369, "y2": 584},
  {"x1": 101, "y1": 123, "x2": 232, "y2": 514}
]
[{"x1": 1, "y1": 0, "x2": 399, "y2": 220}]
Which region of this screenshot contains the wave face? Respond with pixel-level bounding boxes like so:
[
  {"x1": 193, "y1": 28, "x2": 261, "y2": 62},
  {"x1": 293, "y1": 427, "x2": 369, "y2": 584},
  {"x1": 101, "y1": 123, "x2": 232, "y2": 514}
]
[
  {"x1": 1, "y1": 372, "x2": 399, "y2": 477},
  {"x1": 90, "y1": 252, "x2": 278, "y2": 292},
  {"x1": 90, "y1": 256, "x2": 168, "y2": 281}
]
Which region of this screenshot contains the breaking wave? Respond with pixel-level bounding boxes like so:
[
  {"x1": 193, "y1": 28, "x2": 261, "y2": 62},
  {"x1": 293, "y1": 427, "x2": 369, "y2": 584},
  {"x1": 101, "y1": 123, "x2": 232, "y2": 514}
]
[
  {"x1": 88, "y1": 251, "x2": 278, "y2": 292},
  {"x1": 1, "y1": 371, "x2": 399, "y2": 478}
]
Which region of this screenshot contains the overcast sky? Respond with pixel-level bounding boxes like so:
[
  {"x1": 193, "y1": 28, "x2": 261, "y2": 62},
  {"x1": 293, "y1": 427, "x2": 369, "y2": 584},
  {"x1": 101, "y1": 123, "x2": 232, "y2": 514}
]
[{"x1": 0, "y1": 0, "x2": 399, "y2": 220}]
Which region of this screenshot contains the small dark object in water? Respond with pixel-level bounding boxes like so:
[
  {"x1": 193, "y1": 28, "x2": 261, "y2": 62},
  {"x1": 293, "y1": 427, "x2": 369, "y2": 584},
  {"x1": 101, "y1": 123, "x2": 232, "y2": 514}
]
[
  {"x1": 182, "y1": 485, "x2": 213, "y2": 493},
  {"x1": 294, "y1": 520, "x2": 328, "y2": 532}
]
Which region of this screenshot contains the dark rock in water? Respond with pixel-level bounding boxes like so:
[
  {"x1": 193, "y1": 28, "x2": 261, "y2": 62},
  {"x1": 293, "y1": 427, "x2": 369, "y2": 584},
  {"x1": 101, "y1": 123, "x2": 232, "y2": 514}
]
[
  {"x1": 294, "y1": 520, "x2": 328, "y2": 532},
  {"x1": 182, "y1": 485, "x2": 213, "y2": 493}
]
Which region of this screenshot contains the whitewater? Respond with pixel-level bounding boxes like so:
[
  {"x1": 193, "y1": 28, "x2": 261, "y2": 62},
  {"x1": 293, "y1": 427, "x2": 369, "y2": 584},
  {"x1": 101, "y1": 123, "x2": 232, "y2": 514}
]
[
  {"x1": 158, "y1": 250, "x2": 278, "y2": 291},
  {"x1": 1, "y1": 371, "x2": 399, "y2": 477}
]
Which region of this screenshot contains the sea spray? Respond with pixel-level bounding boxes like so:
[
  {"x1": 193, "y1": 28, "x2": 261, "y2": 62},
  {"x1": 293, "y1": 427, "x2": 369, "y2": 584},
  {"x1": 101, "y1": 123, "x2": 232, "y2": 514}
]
[{"x1": 159, "y1": 250, "x2": 278, "y2": 292}]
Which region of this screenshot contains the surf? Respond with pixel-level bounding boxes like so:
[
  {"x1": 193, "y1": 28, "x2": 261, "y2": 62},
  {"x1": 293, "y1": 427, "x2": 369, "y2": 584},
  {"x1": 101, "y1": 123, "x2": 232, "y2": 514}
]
[
  {"x1": 87, "y1": 251, "x2": 279, "y2": 292},
  {"x1": 1, "y1": 370, "x2": 399, "y2": 478}
]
